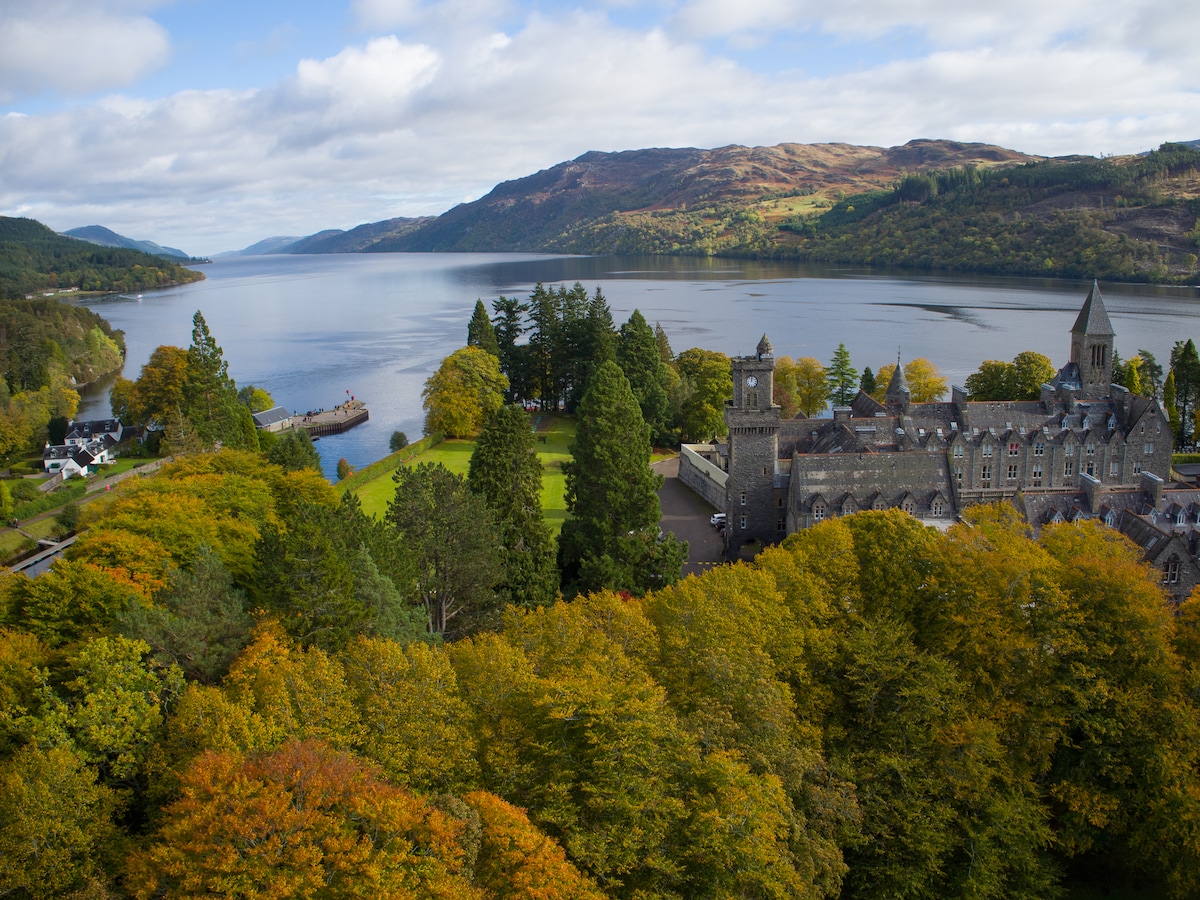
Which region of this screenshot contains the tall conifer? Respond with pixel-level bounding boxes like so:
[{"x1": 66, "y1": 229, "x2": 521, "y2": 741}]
[{"x1": 557, "y1": 360, "x2": 685, "y2": 596}]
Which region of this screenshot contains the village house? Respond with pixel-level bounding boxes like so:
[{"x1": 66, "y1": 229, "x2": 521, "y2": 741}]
[{"x1": 42, "y1": 418, "x2": 123, "y2": 478}]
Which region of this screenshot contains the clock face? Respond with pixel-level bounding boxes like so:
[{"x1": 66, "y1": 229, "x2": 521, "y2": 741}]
[{"x1": 746, "y1": 375, "x2": 758, "y2": 387}]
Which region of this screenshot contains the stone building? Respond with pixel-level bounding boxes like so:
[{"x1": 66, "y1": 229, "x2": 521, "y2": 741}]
[{"x1": 698, "y1": 282, "x2": 1175, "y2": 558}]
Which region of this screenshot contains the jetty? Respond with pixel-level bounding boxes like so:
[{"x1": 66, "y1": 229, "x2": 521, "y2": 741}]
[{"x1": 291, "y1": 399, "x2": 370, "y2": 436}]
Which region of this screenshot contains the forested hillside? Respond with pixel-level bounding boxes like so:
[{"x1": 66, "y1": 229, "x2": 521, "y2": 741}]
[
  {"x1": 288, "y1": 139, "x2": 1200, "y2": 283},
  {"x1": 0, "y1": 217, "x2": 204, "y2": 299},
  {"x1": 784, "y1": 142, "x2": 1200, "y2": 282},
  {"x1": 2, "y1": 452, "x2": 1198, "y2": 899}
]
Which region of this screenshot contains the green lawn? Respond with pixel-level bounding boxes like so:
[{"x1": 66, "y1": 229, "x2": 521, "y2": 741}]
[{"x1": 349, "y1": 417, "x2": 578, "y2": 534}]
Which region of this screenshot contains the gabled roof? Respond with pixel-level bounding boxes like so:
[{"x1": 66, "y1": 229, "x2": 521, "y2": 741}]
[
  {"x1": 1071, "y1": 280, "x2": 1115, "y2": 337},
  {"x1": 252, "y1": 406, "x2": 292, "y2": 428}
]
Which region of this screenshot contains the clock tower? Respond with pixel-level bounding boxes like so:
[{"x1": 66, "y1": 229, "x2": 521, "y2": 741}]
[{"x1": 724, "y1": 335, "x2": 781, "y2": 556}]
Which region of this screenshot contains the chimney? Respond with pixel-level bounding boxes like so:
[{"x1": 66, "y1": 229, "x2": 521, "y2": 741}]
[{"x1": 1141, "y1": 471, "x2": 1164, "y2": 508}]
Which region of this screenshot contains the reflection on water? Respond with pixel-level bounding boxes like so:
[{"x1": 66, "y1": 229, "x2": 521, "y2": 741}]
[{"x1": 77, "y1": 253, "x2": 1200, "y2": 481}]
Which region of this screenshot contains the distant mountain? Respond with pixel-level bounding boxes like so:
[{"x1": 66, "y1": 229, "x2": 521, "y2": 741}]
[
  {"x1": 283, "y1": 217, "x2": 433, "y2": 253},
  {"x1": 236, "y1": 138, "x2": 1200, "y2": 284},
  {"x1": 367, "y1": 140, "x2": 1039, "y2": 253},
  {"x1": 218, "y1": 236, "x2": 305, "y2": 257},
  {"x1": 62, "y1": 224, "x2": 193, "y2": 260}
]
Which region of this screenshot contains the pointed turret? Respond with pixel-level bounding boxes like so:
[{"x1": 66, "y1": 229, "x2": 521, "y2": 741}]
[
  {"x1": 1068, "y1": 281, "x2": 1115, "y2": 400},
  {"x1": 1071, "y1": 280, "x2": 1115, "y2": 337},
  {"x1": 885, "y1": 355, "x2": 911, "y2": 414},
  {"x1": 756, "y1": 334, "x2": 773, "y2": 360}
]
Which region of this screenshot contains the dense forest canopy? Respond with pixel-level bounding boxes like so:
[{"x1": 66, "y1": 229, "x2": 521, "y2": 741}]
[{"x1": 0, "y1": 217, "x2": 204, "y2": 299}]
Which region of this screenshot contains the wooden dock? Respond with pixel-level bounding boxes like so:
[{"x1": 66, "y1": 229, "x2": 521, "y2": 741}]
[{"x1": 291, "y1": 400, "x2": 369, "y2": 437}]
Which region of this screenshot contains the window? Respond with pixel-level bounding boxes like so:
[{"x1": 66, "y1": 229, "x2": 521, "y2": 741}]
[
  {"x1": 1163, "y1": 560, "x2": 1181, "y2": 584},
  {"x1": 953, "y1": 466, "x2": 963, "y2": 488},
  {"x1": 1144, "y1": 443, "x2": 1155, "y2": 455},
  {"x1": 1104, "y1": 510, "x2": 1116, "y2": 527},
  {"x1": 740, "y1": 514, "x2": 747, "y2": 530},
  {"x1": 812, "y1": 503, "x2": 825, "y2": 522},
  {"x1": 902, "y1": 498, "x2": 916, "y2": 515},
  {"x1": 1110, "y1": 461, "x2": 1119, "y2": 478},
  {"x1": 1032, "y1": 463, "x2": 1042, "y2": 487},
  {"x1": 1134, "y1": 460, "x2": 1142, "y2": 475},
  {"x1": 982, "y1": 443, "x2": 993, "y2": 458},
  {"x1": 777, "y1": 516, "x2": 786, "y2": 532},
  {"x1": 740, "y1": 492, "x2": 747, "y2": 506},
  {"x1": 953, "y1": 443, "x2": 964, "y2": 458},
  {"x1": 1064, "y1": 459, "x2": 1074, "y2": 477},
  {"x1": 981, "y1": 464, "x2": 991, "y2": 487},
  {"x1": 932, "y1": 499, "x2": 945, "y2": 517},
  {"x1": 1009, "y1": 442, "x2": 1020, "y2": 456},
  {"x1": 1008, "y1": 464, "x2": 1018, "y2": 480},
  {"x1": 1034, "y1": 442, "x2": 1045, "y2": 456},
  {"x1": 1086, "y1": 442, "x2": 1096, "y2": 456},
  {"x1": 1086, "y1": 461, "x2": 1095, "y2": 477}
]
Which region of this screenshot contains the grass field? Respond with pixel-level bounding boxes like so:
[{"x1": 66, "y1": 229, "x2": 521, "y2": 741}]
[{"x1": 348, "y1": 416, "x2": 578, "y2": 534}]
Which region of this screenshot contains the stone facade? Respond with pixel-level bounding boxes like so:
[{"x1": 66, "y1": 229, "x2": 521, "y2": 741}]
[{"x1": 719, "y1": 283, "x2": 1176, "y2": 556}]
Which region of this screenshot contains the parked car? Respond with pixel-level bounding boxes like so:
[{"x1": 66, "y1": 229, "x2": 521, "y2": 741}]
[{"x1": 710, "y1": 513, "x2": 726, "y2": 527}]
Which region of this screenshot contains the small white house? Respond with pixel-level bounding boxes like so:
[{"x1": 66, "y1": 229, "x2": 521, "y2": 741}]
[
  {"x1": 252, "y1": 406, "x2": 293, "y2": 433},
  {"x1": 43, "y1": 418, "x2": 123, "y2": 478}
]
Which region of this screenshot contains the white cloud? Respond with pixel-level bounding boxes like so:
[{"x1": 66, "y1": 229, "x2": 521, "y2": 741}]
[
  {"x1": 0, "y1": 1, "x2": 170, "y2": 102},
  {"x1": 0, "y1": 3, "x2": 1196, "y2": 254}
]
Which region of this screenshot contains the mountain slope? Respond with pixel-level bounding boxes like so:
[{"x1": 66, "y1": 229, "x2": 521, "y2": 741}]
[
  {"x1": 63, "y1": 224, "x2": 192, "y2": 259},
  {"x1": 372, "y1": 140, "x2": 1036, "y2": 253}
]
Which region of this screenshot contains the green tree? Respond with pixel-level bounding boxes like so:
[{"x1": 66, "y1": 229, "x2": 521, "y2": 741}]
[
  {"x1": 422, "y1": 346, "x2": 509, "y2": 438},
  {"x1": 1137, "y1": 348, "x2": 1164, "y2": 398},
  {"x1": 468, "y1": 298, "x2": 500, "y2": 357},
  {"x1": 827, "y1": 343, "x2": 858, "y2": 406},
  {"x1": 1164, "y1": 370, "x2": 1181, "y2": 444},
  {"x1": 674, "y1": 348, "x2": 732, "y2": 442},
  {"x1": 182, "y1": 312, "x2": 258, "y2": 451},
  {"x1": 491, "y1": 295, "x2": 530, "y2": 404},
  {"x1": 0, "y1": 745, "x2": 117, "y2": 900},
  {"x1": 388, "y1": 463, "x2": 501, "y2": 639},
  {"x1": 1171, "y1": 339, "x2": 1200, "y2": 446},
  {"x1": 336, "y1": 457, "x2": 352, "y2": 480},
  {"x1": 1125, "y1": 355, "x2": 1144, "y2": 396},
  {"x1": 558, "y1": 360, "x2": 685, "y2": 596},
  {"x1": 118, "y1": 545, "x2": 252, "y2": 684},
  {"x1": 389, "y1": 430, "x2": 409, "y2": 452},
  {"x1": 237, "y1": 384, "x2": 274, "y2": 413},
  {"x1": 468, "y1": 405, "x2": 558, "y2": 610},
  {"x1": 1010, "y1": 351, "x2": 1056, "y2": 399},
  {"x1": 860, "y1": 366, "x2": 877, "y2": 396},
  {"x1": 266, "y1": 430, "x2": 321, "y2": 472},
  {"x1": 617, "y1": 309, "x2": 671, "y2": 444},
  {"x1": 965, "y1": 360, "x2": 1016, "y2": 401}
]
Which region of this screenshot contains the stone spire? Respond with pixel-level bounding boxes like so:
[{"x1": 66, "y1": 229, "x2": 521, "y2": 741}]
[
  {"x1": 756, "y1": 334, "x2": 773, "y2": 360},
  {"x1": 1071, "y1": 280, "x2": 1115, "y2": 337},
  {"x1": 886, "y1": 354, "x2": 911, "y2": 413}
]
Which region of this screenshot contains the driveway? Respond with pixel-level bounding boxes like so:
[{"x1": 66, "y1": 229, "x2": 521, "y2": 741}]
[{"x1": 654, "y1": 456, "x2": 725, "y2": 577}]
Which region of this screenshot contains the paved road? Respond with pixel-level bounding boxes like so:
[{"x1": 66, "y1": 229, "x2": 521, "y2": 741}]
[{"x1": 655, "y1": 457, "x2": 725, "y2": 577}]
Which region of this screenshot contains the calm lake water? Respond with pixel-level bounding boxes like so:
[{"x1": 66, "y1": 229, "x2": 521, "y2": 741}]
[{"x1": 77, "y1": 253, "x2": 1200, "y2": 481}]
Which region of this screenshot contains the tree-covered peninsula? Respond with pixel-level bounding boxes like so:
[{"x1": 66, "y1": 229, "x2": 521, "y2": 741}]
[{"x1": 0, "y1": 216, "x2": 204, "y2": 300}]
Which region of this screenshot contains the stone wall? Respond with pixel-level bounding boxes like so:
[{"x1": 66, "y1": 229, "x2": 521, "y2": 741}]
[{"x1": 678, "y1": 444, "x2": 726, "y2": 509}]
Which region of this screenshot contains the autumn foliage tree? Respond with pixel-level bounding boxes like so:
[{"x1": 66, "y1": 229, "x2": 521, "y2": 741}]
[{"x1": 422, "y1": 346, "x2": 509, "y2": 438}]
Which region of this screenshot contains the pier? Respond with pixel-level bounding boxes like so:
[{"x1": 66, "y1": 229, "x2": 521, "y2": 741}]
[{"x1": 292, "y1": 400, "x2": 370, "y2": 436}]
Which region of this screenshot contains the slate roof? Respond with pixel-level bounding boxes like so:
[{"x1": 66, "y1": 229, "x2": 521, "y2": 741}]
[
  {"x1": 1071, "y1": 280, "x2": 1115, "y2": 336},
  {"x1": 252, "y1": 406, "x2": 293, "y2": 428}
]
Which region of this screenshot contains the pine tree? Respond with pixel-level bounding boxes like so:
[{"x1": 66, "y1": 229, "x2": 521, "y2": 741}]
[
  {"x1": 467, "y1": 299, "x2": 500, "y2": 357},
  {"x1": 860, "y1": 366, "x2": 876, "y2": 396},
  {"x1": 827, "y1": 343, "x2": 859, "y2": 406},
  {"x1": 617, "y1": 309, "x2": 671, "y2": 445},
  {"x1": 468, "y1": 405, "x2": 558, "y2": 609},
  {"x1": 557, "y1": 360, "x2": 685, "y2": 596},
  {"x1": 492, "y1": 295, "x2": 529, "y2": 404},
  {"x1": 182, "y1": 311, "x2": 257, "y2": 451}
]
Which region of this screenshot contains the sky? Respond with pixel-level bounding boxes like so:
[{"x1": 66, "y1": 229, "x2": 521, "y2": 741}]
[{"x1": 1, "y1": 0, "x2": 1196, "y2": 256}]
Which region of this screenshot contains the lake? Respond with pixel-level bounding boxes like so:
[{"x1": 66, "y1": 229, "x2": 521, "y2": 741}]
[{"x1": 77, "y1": 253, "x2": 1200, "y2": 481}]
